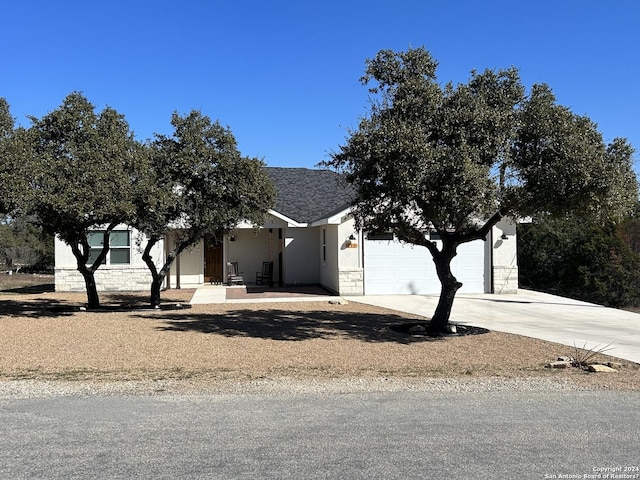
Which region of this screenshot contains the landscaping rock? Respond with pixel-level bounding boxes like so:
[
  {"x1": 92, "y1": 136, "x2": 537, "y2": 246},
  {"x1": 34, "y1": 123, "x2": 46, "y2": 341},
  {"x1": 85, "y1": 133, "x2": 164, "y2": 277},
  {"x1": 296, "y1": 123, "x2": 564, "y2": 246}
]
[
  {"x1": 588, "y1": 364, "x2": 619, "y2": 373},
  {"x1": 557, "y1": 356, "x2": 574, "y2": 362},
  {"x1": 329, "y1": 299, "x2": 348, "y2": 305},
  {"x1": 545, "y1": 361, "x2": 572, "y2": 369},
  {"x1": 408, "y1": 324, "x2": 427, "y2": 334},
  {"x1": 606, "y1": 362, "x2": 623, "y2": 370}
]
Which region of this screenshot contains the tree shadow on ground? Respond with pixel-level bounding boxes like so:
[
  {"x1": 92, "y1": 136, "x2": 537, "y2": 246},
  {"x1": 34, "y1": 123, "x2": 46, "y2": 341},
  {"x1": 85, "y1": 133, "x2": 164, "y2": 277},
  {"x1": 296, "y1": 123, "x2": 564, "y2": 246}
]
[
  {"x1": 139, "y1": 308, "x2": 464, "y2": 344},
  {"x1": 0, "y1": 298, "x2": 76, "y2": 318},
  {"x1": 0, "y1": 283, "x2": 55, "y2": 294},
  {"x1": 0, "y1": 292, "x2": 190, "y2": 318}
]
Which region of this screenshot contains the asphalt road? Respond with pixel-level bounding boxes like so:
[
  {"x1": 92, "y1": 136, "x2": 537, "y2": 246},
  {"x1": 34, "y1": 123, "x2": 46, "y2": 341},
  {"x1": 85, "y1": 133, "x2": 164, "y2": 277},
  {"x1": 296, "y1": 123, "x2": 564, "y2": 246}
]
[{"x1": 1, "y1": 390, "x2": 638, "y2": 479}]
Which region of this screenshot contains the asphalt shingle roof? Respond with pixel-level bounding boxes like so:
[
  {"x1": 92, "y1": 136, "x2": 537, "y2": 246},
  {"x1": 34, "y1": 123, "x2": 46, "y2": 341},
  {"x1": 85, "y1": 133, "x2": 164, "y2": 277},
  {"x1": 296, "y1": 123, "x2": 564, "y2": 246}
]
[{"x1": 266, "y1": 167, "x2": 355, "y2": 224}]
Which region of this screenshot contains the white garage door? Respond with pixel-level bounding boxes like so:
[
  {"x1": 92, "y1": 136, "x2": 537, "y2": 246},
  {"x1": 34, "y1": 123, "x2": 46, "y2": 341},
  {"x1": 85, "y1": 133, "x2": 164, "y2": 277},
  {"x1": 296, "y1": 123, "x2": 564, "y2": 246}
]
[{"x1": 364, "y1": 235, "x2": 486, "y2": 295}]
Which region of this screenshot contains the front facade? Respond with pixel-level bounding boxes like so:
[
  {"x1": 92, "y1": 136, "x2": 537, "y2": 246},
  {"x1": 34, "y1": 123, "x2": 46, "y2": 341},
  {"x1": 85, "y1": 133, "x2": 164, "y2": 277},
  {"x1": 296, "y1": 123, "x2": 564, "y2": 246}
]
[{"x1": 54, "y1": 167, "x2": 518, "y2": 295}]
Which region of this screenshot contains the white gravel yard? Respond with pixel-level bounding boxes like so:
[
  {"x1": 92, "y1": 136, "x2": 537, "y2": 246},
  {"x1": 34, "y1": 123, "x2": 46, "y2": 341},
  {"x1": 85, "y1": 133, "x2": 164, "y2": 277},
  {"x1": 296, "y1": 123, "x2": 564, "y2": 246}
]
[{"x1": 0, "y1": 290, "x2": 638, "y2": 396}]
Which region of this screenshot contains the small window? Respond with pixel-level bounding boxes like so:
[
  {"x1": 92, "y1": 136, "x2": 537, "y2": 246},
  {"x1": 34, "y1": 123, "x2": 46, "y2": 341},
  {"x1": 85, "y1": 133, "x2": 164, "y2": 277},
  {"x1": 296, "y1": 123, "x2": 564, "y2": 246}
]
[
  {"x1": 366, "y1": 232, "x2": 394, "y2": 241},
  {"x1": 87, "y1": 230, "x2": 131, "y2": 265},
  {"x1": 322, "y1": 228, "x2": 326, "y2": 262},
  {"x1": 429, "y1": 231, "x2": 442, "y2": 241}
]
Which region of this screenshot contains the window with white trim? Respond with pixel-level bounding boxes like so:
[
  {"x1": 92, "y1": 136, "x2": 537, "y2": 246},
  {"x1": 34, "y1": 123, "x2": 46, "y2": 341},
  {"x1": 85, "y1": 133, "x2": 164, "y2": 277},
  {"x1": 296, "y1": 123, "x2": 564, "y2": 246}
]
[{"x1": 87, "y1": 230, "x2": 131, "y2": 265}]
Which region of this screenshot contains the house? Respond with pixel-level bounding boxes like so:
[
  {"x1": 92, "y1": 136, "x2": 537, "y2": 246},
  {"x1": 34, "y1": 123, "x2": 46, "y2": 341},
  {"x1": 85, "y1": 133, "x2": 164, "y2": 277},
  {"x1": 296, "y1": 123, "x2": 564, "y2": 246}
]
[{"x1": 54, "y1": 167, "x2": 518, "y2": 295}]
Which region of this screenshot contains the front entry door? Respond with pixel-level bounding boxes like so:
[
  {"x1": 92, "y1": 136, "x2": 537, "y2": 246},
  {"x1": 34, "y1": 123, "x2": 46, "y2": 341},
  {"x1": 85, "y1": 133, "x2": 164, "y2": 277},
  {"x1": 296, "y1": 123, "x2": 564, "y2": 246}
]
[{"x1": 204, "y1": 240, "x2": 223, "y2": 283}]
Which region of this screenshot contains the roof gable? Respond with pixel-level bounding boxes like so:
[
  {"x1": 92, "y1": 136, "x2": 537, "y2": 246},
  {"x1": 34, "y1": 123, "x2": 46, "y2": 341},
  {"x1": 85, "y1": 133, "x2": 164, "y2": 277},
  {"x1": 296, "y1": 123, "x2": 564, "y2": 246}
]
[{"x1": 266, "y1": 167, "x2": 355, "y2": 224}]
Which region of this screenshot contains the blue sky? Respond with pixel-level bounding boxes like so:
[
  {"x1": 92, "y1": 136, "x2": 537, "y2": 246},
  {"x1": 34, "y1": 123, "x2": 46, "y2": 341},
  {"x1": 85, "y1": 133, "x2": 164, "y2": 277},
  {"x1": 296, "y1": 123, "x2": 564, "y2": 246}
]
[{"x1": 2, "y1": 0, "x2": 639, "y2": 169}]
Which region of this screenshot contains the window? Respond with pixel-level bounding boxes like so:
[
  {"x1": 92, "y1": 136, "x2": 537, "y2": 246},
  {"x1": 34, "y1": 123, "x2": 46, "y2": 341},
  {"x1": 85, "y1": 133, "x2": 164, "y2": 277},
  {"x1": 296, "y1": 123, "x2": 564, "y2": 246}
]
[
  {"x1": 87, "y1": 230, "x2": 131, "y2": 265},
  {"x1": 322, "y1": 228, "x2": 326, "y2": 262},
  {"x1": 366, "y1": 232, "x2": 394, "y2": 241}
]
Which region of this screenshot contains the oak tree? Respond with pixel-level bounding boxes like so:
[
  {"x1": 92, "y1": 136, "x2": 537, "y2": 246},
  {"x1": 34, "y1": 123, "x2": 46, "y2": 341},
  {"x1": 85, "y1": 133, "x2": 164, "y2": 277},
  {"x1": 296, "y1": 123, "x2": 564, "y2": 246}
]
[
  {"x1": 133, "y1": 111, "x2": 276, "y2": 306},
  {"x1": 2, "y1": 93, "x2": 139, "y2": 308},
  {"x1": 324, "y1": 48, "x2": 637, "y2": 331}
]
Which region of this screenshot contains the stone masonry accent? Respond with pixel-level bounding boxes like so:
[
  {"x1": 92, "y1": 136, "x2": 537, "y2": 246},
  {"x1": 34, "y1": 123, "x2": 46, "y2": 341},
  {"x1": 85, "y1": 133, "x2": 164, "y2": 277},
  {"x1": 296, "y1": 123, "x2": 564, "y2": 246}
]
[
  {"x1": 55, "y1": 266, "x2": 154, "y2": 292},
  {"x1": 493, "y1": 266, "x2": 518, "y2": 294},
  {"x1": 338, "y1": 268, "x2": 364, "y2": 296}
]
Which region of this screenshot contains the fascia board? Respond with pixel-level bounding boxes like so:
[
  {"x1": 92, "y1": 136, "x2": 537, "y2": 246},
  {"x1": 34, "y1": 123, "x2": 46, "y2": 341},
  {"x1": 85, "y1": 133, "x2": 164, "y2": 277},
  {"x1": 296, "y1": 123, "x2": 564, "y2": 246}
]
[
  {"x1": 268, "y1": 209, "x2": 307, "y2": 227},
  {"x1": 308, "y1": 207, "x2": 353, "y2": 227}
]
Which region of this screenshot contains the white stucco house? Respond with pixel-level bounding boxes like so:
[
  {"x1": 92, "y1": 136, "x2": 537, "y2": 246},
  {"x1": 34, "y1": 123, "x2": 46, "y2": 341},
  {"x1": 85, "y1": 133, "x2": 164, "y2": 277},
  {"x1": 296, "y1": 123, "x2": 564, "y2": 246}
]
[{"x1": 54, "y1": 167, "x2": 519, "y2": 295}]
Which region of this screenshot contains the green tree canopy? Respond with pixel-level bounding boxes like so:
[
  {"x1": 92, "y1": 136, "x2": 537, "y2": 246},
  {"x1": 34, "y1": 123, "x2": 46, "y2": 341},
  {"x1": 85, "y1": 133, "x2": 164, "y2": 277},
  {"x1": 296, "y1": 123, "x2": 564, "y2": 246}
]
[
  {"x1": 1, "y1": 93, "x2": 140, "y2": 308},
  {"x1": 133, "y1": 110, "x2": 276, "y2": 306},
  {"x1": 0, "y1": 214, "x2": 54, "y2": 272},
  {"x1": 324, "y1": 47, "x2": 638, "y2": 331},
  {"x1": 518, "y1": 217, "x2": 640, "y2": 308}
]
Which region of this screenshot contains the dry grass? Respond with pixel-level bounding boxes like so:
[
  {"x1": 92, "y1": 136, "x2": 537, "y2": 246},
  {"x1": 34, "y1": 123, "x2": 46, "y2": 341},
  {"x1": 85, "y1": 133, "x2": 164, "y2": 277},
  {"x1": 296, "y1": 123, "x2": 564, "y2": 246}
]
[{"x1": 0, "y1": 275, "x2": 638, "y2": 391}]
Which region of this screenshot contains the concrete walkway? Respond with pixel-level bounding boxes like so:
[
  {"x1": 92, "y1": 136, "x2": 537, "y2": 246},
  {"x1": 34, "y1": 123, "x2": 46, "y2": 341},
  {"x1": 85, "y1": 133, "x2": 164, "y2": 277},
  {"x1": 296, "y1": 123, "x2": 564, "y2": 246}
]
[
  {"x1": 189, "y1": 284, "x2": 338, "y2": 305},
  {"x1": 345, "y1": 290, "x2": 640, "y2": 364}
]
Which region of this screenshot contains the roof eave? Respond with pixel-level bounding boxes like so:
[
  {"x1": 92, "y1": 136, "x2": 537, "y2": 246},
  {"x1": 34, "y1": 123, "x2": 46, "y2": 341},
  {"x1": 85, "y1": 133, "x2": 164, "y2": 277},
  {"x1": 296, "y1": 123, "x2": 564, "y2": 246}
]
[
  {"x1": 308, "y1": 207, "x2": 353, "y2": 227},
  {"x1": 268, "y1": 209, "x2": 308, "y2": 227}
]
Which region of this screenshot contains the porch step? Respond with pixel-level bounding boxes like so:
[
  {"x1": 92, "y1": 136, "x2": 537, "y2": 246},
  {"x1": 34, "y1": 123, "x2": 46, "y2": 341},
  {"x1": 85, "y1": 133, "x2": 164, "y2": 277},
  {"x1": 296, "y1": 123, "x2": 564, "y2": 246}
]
[{"x1": 190, "y1": 285, "x2": 227, "y2": 304}]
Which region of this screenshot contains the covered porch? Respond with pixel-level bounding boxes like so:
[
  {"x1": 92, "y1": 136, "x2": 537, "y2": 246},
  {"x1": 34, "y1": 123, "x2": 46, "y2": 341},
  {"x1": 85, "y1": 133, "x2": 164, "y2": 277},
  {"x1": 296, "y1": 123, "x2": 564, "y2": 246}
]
[{"x1": 166, "y1": 214, "x2": 324, "y2": 290}]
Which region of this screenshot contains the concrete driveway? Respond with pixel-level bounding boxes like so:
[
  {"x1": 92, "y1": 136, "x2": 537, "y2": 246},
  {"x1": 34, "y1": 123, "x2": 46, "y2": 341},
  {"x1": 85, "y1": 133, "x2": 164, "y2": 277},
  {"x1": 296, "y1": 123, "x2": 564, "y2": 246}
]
[{"x1": 346, "y1": 290, "x2": 640, "y2": 364}]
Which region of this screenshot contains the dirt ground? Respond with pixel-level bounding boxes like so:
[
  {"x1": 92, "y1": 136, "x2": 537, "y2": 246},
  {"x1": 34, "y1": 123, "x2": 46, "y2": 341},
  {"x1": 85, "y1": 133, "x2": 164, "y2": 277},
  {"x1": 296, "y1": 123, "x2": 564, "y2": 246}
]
[{"x1": 0, "y1": 274, "x2": 638, "y2": 391}]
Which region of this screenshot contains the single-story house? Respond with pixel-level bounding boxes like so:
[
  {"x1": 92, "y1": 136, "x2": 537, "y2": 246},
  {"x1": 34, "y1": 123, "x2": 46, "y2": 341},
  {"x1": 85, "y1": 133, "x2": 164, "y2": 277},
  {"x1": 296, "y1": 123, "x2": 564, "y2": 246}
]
[{"x1": 54, "y1": 167, "x2": 518, "y2": 295}]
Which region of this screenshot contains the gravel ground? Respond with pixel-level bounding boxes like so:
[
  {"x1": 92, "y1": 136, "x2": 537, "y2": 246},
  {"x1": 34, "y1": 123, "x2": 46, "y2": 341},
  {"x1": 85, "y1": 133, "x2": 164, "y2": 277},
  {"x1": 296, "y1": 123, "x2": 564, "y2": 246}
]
[{"x1": 0, "y1": 289, "x2": 638, "y2": 397}]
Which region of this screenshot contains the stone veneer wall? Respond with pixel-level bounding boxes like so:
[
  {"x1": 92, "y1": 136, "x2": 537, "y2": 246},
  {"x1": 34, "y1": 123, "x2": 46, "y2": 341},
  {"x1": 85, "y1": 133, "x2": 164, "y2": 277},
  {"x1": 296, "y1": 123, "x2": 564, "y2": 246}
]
[
  {"x1": 337, "y1": 268, "x2": 364, "y2": 295},
  {"x1": 55, "y1": 266, "x2": 154, "y2": 292},
  {"x1": 492, "y1": 266, "x2": 518, "y2": 294}
]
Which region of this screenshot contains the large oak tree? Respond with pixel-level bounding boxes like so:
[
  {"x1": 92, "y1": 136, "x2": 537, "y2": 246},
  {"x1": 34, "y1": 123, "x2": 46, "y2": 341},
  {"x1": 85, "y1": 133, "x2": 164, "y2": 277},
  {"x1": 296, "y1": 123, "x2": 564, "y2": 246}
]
[
  {"x1": 1, "y1": 93, "x2": 139, "y2": 308},
  {"x1": 324, "y1": 47, "x2": 637, "y2": 331},
  {"x1": 133, "y1": 111, "x2": 276, "y2": 307}
]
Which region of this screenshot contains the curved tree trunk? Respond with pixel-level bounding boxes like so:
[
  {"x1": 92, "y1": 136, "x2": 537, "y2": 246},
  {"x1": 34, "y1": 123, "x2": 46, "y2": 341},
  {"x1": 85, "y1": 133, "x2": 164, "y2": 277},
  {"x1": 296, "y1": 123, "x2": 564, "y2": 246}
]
[
  {"x1": 141, "y1": 234, "x2": 186, "y2": 307},
  {"x1": 429, "y1": 241, "x2": 462, "y2": 332},
  {"x1": 69, "y1": 231, "x2": 113, "y2": 310}
]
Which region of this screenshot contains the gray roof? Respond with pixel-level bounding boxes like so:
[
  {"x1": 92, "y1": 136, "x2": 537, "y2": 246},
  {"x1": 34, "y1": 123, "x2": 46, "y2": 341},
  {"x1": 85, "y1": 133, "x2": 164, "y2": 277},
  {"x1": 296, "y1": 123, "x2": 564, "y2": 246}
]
[{"x1": 266, "y1": 167, "x2": 355, "y2": 224}]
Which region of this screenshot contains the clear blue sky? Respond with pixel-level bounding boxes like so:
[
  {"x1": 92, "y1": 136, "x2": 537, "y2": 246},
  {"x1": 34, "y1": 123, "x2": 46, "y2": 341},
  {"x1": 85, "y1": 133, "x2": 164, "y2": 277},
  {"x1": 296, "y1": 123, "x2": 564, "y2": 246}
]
[{"x1": 2, "y1": 0, "x2": 639, "y2": 169}]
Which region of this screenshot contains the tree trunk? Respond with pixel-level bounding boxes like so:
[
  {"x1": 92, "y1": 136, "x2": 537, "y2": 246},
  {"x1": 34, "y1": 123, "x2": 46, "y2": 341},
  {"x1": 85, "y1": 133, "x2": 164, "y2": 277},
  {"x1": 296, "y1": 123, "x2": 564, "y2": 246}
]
[
  {"x1": 141, "y1": 234, "x2": 183, "y2": 307},
  {"x1": 150, "y1": 276, "x2": 163, "y2": 308},
  {"x1": 429, "y1": 242, "x2": 462, "y2": 332},
  {"x1": 79, "y1": 267, "x2": 100, "y2": 309}
]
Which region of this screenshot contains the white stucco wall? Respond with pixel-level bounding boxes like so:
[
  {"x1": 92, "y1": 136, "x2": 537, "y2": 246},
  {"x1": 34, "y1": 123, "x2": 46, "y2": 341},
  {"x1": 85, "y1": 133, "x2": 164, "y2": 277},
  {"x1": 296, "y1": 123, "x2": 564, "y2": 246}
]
[
  {"x1": 168, "y1": 237, "x2": 204, "y2": 288},
  {"x1": 336, "y1": 217, "x2": 363, "y2": 295},
  {"x1": 284, "y1": 226, "x2": 320, "y2": 285},
  {"x1": 492, "y1": 219, "x2": 518, "y2": 293},
  {"x1": 320, "y1": 224, "x2": 339, "y2": 292},
  {"x1": 226, "y1": 227, "x2": 279, "y2": 285},
  {"x1": 54, "y1": 226, "x2": 164, "y2": 292}
]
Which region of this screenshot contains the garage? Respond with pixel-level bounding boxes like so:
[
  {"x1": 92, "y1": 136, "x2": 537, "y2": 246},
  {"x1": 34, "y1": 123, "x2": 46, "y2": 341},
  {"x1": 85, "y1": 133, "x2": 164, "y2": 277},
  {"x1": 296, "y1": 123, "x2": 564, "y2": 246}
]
[{"x1": 363, "y1": 233, "x2": 487, "y2": 295}]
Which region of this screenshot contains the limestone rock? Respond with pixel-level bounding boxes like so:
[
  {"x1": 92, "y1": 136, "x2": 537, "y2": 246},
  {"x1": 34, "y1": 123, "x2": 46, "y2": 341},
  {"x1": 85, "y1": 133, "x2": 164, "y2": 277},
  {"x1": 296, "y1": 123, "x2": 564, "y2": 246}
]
[{"x1": 587, "y1": 364, "x2": 619, "y2": 373}]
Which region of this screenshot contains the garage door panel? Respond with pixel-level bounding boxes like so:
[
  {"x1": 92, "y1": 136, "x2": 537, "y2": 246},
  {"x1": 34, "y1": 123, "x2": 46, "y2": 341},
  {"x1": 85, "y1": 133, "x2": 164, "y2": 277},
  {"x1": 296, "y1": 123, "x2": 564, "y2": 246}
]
[{"x1": 365, "y1": 237, "x2": 485, "y2": 295}]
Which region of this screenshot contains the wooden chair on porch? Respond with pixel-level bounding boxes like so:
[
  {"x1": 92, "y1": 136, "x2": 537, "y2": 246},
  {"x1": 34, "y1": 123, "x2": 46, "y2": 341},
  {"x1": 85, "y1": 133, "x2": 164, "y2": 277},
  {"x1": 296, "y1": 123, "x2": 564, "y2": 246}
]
[
  {"x1": 226, "y1": 262, "x2": 244, "y2": 285},
  {"x1": 256, "y1": 261, "x2": 274, "y2": 287}
]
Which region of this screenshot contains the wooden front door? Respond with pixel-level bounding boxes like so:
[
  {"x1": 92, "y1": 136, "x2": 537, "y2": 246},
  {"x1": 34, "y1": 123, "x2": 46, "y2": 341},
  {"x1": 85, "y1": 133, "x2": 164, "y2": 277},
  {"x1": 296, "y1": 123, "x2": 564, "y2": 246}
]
[{"x1": 204, "y1": 240, "x2": 223, "y2": 283}]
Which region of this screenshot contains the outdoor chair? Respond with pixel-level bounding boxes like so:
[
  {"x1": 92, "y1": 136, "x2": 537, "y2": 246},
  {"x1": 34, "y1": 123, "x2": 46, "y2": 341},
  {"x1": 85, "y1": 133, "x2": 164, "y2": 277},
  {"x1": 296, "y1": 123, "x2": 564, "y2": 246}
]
[
  {"x1": 256, "y1": 261, "x2": 274, "y2": 287},
  {"x1": 227, "y1": 261, "x2": 244, "y2": 285}
]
